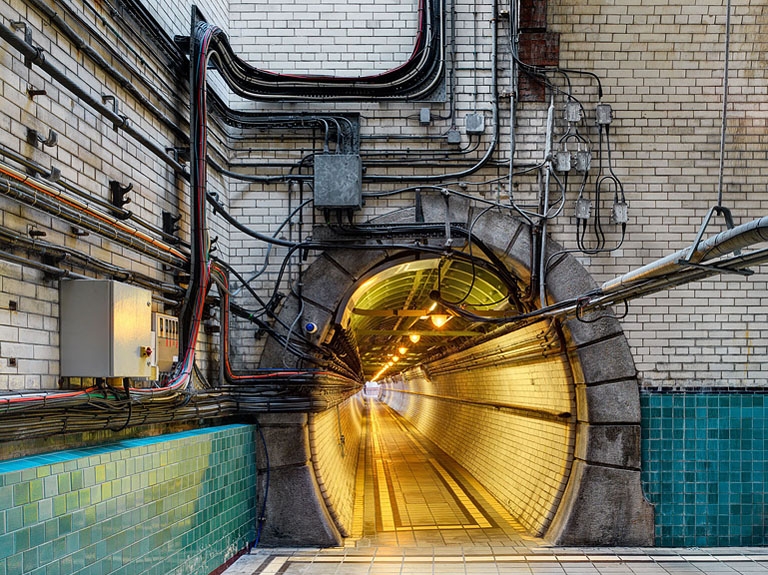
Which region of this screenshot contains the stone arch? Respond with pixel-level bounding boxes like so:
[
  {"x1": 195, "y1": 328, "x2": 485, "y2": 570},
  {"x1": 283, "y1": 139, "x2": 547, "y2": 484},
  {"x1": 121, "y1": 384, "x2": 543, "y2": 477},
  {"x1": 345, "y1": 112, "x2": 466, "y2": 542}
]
[{"x1": 258, "y1": 207, "x2": 654, "y2": 546}]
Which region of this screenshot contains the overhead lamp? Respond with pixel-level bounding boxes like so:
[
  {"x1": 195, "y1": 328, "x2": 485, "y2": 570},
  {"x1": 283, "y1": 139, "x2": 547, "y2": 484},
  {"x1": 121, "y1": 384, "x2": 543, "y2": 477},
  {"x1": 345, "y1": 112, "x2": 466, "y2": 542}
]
[
  {"x1": 430, "y1": 312, "x2": 451, "y2": 328},
  {"x1": 398, "y1": 346, "x2": 408, "y2": 355},
  {"x1": 409, "y1": 334, "x2": 421, "y2": 344},
  {"x1": 391, "y1": 355, "x2": 400, "y2": 362}
]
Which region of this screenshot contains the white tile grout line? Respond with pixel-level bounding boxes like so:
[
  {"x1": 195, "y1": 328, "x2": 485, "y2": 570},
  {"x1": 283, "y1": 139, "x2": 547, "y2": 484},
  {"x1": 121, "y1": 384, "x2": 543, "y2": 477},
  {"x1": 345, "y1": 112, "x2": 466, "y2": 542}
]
[{"x1": 247, "y1": 553, "x2": 768, "y2": 568}]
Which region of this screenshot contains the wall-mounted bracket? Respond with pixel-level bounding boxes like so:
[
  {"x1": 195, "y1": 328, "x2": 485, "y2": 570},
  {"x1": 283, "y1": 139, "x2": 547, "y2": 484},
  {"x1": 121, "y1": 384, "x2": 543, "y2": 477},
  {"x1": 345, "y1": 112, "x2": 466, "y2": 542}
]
[
  {"x1": 162, "y1": 211, "x2": 182, "y2": 243},
  {"x1": 109, "y1": 180, "x2": 133, "y2": 219},
  {"x1": 101, "y1": 94, "x2": 129, "y2": 131},
  {"x1": 165, "y1": 147, "x2": 189, "y2": 165},
  {"x1": 27, "y1": 224, "x2": 46, "y2": 238},
  {"x1": 27, "y1": 128, "x2": 58, "y2": 149},
  {"x1": 10, "y1": 21, "x2": 41, "y2": 68},
  {"x1": 27, "y1": 86, "x2": 47, "y2": 99}
]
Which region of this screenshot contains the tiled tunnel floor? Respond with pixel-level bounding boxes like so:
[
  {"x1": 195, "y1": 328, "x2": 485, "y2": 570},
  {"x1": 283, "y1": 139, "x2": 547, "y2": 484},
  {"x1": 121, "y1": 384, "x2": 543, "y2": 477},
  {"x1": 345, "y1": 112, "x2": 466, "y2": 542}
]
[{"x1": 221, "y1": 400, "x2": 768, "y2": 574}]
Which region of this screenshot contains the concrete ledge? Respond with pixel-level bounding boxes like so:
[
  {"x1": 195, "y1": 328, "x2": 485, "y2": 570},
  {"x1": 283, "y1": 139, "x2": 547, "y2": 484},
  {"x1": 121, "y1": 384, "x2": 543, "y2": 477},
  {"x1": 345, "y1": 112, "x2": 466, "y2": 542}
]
[{"x1": 546, "y1": 461, "x2": 655, "y2": 546}]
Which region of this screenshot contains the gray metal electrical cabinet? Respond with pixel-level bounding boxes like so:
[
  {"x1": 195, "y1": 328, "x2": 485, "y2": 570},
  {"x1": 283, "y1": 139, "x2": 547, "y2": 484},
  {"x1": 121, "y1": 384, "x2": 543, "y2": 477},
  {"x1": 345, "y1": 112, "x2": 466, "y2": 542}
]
[{"x1": 60, "y1": 279, "x2": 153, "y2": 378}]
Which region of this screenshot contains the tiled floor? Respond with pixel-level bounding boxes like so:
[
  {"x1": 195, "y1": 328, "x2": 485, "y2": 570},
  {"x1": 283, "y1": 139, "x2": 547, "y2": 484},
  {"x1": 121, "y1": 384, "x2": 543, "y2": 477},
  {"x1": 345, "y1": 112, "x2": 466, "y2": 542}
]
[{"x1": 221, "y1": 400, "x2": 768, "y2": 574}]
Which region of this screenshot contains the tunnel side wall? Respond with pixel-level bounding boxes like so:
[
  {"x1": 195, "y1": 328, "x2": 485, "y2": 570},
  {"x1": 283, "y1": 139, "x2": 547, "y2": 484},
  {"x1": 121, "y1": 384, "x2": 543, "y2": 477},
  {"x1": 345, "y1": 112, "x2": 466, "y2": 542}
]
[
  {"x1": 307, "y1": 394, "x2": 365, "y2": 538},
  {"x1": 380, "y1": 335, "x2": 574, "y2": 536}
]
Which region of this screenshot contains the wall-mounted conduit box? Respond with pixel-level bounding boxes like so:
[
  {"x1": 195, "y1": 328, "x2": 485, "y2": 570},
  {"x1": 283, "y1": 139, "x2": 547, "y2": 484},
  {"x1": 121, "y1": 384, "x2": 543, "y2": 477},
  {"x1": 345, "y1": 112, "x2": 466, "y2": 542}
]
[
  {"x1": 314, "y1": 154, "x2": 363, "y2": 209},
  {"x1": 60, "y1": 279, "x2": 153, "y2": 378}
]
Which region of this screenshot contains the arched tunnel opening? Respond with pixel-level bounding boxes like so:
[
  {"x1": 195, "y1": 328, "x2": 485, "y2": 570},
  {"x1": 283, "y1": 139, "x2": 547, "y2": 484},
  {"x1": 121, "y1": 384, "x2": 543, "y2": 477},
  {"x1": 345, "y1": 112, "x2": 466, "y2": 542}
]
[{"x1": 255, "y1": 208, "x2": 654, "y2": 548}]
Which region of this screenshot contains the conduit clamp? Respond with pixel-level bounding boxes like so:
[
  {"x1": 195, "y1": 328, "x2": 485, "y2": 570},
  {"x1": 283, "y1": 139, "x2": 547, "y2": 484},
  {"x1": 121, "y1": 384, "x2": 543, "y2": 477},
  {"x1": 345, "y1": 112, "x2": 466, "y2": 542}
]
[{"x1": 11, "y1": 21, "x2": 45, "y2": 68}]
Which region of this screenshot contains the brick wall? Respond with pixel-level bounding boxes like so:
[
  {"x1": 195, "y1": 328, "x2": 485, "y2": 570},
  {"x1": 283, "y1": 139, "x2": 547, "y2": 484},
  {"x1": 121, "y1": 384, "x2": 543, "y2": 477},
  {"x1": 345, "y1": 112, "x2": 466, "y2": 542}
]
[{"x1": 1, "y1": 0, "x2": 767, "y2": 393}]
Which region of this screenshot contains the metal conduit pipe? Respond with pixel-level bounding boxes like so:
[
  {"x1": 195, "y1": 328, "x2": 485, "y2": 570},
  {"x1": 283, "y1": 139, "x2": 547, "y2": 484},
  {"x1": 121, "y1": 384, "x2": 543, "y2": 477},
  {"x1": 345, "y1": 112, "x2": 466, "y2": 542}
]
[
  {"x1": 0, "y1": 224, "x2": 183, "y2": 298},
  {"x1": 363, "y1": 1, "x2": 500, "y2": 183},
  {"x1": 0, "y1": 164, "x2": 187, "y2": 265},
  {"x1": 601, "y1": 215, "x2": 768, "y2": 292},
  {"x1": 22, "y1": 0, "x2": 187, "y2": 141},
  {"x1": 0, "y1": 144, "x2": 130, "y2": 218},
  {"x1": 0, "y1": 20, "x2": 187, "y2": 176},
  {"x1": 0, "y1": 146, "x2": 189, "y2": 248}
]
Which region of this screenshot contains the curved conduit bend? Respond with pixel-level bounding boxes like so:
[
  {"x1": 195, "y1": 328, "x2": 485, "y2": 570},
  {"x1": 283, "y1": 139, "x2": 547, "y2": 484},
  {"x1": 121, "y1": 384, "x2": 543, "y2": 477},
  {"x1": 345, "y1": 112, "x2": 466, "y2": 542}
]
[
  {"x1": 197, "y1": 0, "x2": 444, "y2": 100},
  {"x1": 261, "y1": 209, "x2": 654, "y2": 547}
]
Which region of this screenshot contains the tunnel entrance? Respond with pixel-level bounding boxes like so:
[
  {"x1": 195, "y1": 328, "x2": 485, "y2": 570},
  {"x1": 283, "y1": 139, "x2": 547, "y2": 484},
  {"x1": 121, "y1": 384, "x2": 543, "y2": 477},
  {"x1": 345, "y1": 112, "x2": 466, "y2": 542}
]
[{"x1": 258, "y1": 209, "x2": 654, "y2": 547}]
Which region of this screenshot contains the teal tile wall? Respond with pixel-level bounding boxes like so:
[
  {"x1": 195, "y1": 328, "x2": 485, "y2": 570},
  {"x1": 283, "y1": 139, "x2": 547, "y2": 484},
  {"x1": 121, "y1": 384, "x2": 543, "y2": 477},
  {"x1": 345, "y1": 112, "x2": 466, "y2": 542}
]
[
  {"x1": 0, "y1": 424, "x2": 257, "y2": 575},
  {"x1": 641, "y1": 392, "x2": 768, "y2": 546}
]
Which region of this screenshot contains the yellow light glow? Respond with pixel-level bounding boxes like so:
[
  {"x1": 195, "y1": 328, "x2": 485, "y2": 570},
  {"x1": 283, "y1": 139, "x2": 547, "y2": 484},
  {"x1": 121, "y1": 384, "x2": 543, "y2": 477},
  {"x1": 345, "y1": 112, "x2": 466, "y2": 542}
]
[
  {"x1": 398, "y1": 346, "x2": 408, "y2": 355},
  {"x1": 428, "y1": 301, "x2": 438, "y2": 312},
  {"x1": 391, "y1": 355, "x2": 399, "y2": 362},
  {"x1": 409, "y1": 334, "x2": 421, "y2": 343},
  {"x1": 430, "y1": 314, "x2": 451, "y2": 328}
]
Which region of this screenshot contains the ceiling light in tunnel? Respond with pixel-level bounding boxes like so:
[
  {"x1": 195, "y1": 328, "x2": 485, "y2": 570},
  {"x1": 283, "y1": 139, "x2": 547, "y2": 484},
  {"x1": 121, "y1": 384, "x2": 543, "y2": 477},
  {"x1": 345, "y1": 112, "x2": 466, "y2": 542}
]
[
  {"x1": 409, "y1": 334, "x2": 421, "y2": 343},
  {"x1": 430, "y1": 313, "x2": 451, "y2": 328},
  {"x1": 398, "y1": 346, "x2": 408, "y2": 355}
]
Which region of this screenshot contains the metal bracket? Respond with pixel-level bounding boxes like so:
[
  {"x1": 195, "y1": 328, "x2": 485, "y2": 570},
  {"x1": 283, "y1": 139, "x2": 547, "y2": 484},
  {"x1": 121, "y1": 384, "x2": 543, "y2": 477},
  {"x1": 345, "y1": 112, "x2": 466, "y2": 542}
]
[
  {"x1": 11, "y1": 21, "x2": 37, "y2": 68},
  {"x1": 681, "y1": 205, "x2": 738, "y2": 262},
  {"x1": 27, "y1": 86, "x2": 47, "y2": 99},
  {"x1": 165, "y1": 147, "x2": 190, "y2": 165},
  {"x1": 109, "y1": 180, "x2": 133, "y2": 219},
  {"x1": 102, "y1": 94, "x2": 128, "y2": 131},
  {"x1": 162, "y1": 211, "x2": 182, "y2": 243},
  {"x1": 26, "y1": 128, "x2": 57, "y2": 149},
  {"x1": 677, "y1": 204, "x2": 752, "y2": 276}
]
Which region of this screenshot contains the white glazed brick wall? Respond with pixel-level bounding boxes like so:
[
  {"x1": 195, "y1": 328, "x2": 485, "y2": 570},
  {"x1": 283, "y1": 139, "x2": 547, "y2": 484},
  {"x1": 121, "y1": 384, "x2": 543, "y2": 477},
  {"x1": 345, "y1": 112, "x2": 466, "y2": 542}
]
[
  {"x1": 0, "y1": 0, "x2": 230, "y2": 389},
  {"x1": 0, "y1": 0, "x2": 767, "y2": 391},
  {"x1": 549, "y1": 0, "x2": 768, "y2": 388},
  {"x1": 228, "y1": 0, "x2": 418, "y2": 76},
  {"x1": 380, "y1": 322, "x2": 575, "y2": 534}
]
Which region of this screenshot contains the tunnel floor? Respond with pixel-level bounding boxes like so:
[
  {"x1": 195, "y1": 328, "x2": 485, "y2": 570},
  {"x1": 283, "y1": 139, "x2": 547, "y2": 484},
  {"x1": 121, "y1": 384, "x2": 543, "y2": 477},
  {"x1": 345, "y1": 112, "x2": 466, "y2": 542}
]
[
  {"x1": 221, "y1": 399, "x2": 768, "y2": 574},
  {"x1": 349, "y1": 397, "x2": 540, "y2": 548}
]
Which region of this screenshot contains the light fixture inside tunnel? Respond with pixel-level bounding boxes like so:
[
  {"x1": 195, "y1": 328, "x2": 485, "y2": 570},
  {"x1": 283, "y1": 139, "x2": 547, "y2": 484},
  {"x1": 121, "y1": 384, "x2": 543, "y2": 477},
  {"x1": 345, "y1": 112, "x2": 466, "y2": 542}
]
[
  {"x1": 339, "y1": 256, "x2": 512, "y2": 379},
  {"x1": 429, "y1": 312, "x2": 451, "y2": 328}
]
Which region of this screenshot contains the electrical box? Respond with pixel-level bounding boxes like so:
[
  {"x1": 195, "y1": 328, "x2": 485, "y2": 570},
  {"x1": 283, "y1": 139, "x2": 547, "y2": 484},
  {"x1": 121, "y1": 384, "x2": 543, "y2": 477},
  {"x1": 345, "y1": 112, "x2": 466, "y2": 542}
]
[
  {"x1": 595, "y1": 103, "x2": 613, "y2": 125},
  {"x1": 465, "y1": 113, "x2": 485, "y2": 135},
  {"x1": 60, "y1": 280, "x2": 153, "y2": 378},
  {"x1": 154, "y1": 313, "x2": 179, "y2": 373},
  {"x1": 555, "y1": 151, "x2": 572, "y2": 172},
  {"x1": 314, "y1": 154, "x2": 363, "y2": 209},
  {"x1": 565, "y1": 100, "x2": 582, "y2": 123}
]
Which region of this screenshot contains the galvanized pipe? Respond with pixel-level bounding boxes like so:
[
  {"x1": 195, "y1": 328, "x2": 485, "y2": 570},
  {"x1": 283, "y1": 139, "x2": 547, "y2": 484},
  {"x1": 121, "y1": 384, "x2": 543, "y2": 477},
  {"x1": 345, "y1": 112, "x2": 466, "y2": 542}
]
[{"x1": 601, "y1": 215, "x2": 768, "y2": 292}]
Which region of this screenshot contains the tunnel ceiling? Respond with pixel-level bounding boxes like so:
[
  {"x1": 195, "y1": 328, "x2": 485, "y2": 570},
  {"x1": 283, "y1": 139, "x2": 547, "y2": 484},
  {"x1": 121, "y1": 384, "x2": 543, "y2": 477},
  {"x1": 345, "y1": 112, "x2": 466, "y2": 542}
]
[{"x1": 341, "y1": 257, "x2": 512, "y2": 380}]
